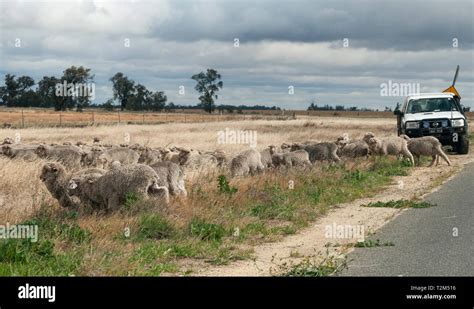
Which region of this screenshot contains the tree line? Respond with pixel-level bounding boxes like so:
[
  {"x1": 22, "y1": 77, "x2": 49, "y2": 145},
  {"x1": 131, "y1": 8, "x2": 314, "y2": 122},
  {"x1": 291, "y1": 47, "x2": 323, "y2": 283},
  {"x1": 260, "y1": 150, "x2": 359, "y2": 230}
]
[
  {"x1": 307, "y1": 101, "x2": 390, "y2": 112},
  {"x1": 0, "y1": 67, "x2": 282, "y2": 113}
]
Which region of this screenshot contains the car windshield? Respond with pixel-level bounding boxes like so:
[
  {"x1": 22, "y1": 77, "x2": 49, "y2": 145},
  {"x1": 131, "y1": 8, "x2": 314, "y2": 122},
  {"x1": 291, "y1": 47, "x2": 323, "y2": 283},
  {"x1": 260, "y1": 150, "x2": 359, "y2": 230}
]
[{"x1": 406, "y1": 97, "x2": 458, "y2": 114}]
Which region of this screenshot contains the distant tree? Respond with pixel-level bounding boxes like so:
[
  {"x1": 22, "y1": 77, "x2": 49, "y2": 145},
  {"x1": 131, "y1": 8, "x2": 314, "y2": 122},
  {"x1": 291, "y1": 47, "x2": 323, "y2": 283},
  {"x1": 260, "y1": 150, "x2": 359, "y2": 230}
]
[
  {"x1": 150, "y1": 91, "x2": 167, "y2": 111},
  {"x1": 102, "y1": 98, "x2": 116, "y2": 111},
  {"x1": 384, "y1": 106, "x2": 392, "y2": 112},
  {"x1": 110, "y1": 72, "x2": 135, "y2": 111},
  {"x1": 0, "y1": 74, "x2": 36, "y2": 107},
  {"x1": 37, "y1": 76, "x2": 64, "y2": 110},
  {"x1": 61, "y1": 66, "x2": 94, "y2": 111},
  {"x1": 307, "y1": 101, "x2": 317, "y2": 111},
  {"x1": 191, "y1": 69, "x2": 223, "y2": 113},
  {"x1": 127, "y1": 83, "x2": 151, "y2": 110},
  {"x1": 335, "y1": 105, "x2": 345, "y2": 111}
]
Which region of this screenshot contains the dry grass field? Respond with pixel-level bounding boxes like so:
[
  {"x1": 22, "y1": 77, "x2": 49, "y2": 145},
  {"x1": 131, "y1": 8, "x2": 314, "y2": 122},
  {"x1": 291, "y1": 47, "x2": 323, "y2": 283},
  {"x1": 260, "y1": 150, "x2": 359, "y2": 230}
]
[{"x1": 0, "y1": 115, "x2": 472, "y2": 276}]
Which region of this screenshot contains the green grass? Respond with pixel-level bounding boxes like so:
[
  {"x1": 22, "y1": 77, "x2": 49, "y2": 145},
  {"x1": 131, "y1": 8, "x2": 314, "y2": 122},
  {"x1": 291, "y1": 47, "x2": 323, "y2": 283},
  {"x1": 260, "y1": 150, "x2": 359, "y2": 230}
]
[
  {"x1": 137, "y1": 214, "x2": 175, "y2": 240},
  {"x1": 276, "y1": 254, "x2": 348, "y2": 277},
  {"x1": 0, "y1": 213, "x2": 91, "y2": 275},
  {"x1": 354, "y1": 239, "x2": 395, "y2": 248},
  {"x1": 362, "y1": 199, "x2": 436, "y2": 209},
  {"x1": 189, "y1": 218, "x2": 227, "y2": 242}
]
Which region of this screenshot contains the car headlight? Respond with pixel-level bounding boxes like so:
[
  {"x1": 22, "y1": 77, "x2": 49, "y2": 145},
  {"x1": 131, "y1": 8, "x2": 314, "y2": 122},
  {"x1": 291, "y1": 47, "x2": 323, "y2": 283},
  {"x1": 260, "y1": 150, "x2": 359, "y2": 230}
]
[
  {"x1": 451, "y1": 119, "x2": 465, "y2": 127},
  {"x1": 405, "y1": 122, "x2": 419, "y2": 129}
]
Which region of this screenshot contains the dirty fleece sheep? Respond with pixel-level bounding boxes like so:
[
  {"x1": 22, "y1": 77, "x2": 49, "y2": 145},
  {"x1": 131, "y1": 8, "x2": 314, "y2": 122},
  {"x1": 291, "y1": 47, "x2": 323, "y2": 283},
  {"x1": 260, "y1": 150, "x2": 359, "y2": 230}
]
[
  {"x1": 363, "y1": 132, "x2": 414, "y2": 165},
  {"x1": 230, "y1": 149, "x2": 265, "y2": 177},
  {"x1": 400, "y1": 135, "x2": 451, "y2": 166},
  {"x1": 97, "y1": 147, "x2": 140, "y2": 168},
  {"x1": 260, "y1": 147, "x2": 275, "y2": 169},
  {"x1": 335, "y1": 134, "x2": 369, "y2": 159},
  {"x1": 67, "y1": 168, "x2": 108, "y2": 209},
  {"x1": 150, "y1": 161, "x2": 187, "y2": 197},
  {"x1": 291, "y1": 142, "x2": 341, "y2": 163},
  {"x1": 1, "y1": 144, "x2": 40, "y2": 161},
  {"x1": 269, "y1": 146, "x2": 310, "y2": 168},
  {"x1": 68, "y1": 163, "x2": 169, "y2": 212},
  {"x1": 35, "y1": 144, "x2": 84, "y2": 170},
  {"x1": 137, "y1": 146, "x2": 163, "y2": 165},
  {"x1": 40, "y1": 162, "x2": 78, "y2": 208}
]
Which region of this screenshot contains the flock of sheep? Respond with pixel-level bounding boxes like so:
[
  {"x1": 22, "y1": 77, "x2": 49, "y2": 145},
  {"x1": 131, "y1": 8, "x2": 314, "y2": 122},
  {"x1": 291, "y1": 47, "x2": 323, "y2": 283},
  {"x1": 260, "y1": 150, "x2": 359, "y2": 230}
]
[{"x1": 0, "y1": 131, "x2": 451, "y2": 212}]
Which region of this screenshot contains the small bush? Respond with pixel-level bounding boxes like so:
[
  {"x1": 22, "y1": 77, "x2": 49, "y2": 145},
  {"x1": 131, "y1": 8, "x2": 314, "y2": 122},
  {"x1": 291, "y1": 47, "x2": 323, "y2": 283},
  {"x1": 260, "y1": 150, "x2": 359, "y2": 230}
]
[
  {"x1": 138, "y1": 214, "x2": 175, "y2": 240},
  {"x1": 189, "y1": 219, "x2": 226, "y2": 242},
  {"x1": 217, "y1": 175, "x2": 238, "y2": 194}
]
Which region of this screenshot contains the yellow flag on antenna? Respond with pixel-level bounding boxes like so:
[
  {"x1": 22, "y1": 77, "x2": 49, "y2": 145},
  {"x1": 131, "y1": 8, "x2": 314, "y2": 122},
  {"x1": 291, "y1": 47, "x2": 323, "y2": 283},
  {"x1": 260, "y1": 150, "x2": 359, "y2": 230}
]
[{"x1": 443, "y1": 85, "x2": 460, "y2": 98}]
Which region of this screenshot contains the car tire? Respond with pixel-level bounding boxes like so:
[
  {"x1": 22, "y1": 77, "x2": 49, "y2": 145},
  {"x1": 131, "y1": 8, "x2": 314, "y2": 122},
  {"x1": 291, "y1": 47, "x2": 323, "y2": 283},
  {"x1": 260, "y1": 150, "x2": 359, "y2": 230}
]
[{"x1": 456, "y1": 135, "x2": 470, "y2": 154}]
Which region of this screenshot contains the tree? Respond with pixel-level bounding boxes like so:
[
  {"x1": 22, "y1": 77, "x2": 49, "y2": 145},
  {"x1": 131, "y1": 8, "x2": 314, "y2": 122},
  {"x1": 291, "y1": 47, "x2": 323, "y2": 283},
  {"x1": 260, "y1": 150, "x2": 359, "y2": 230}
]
[
  {"x1": 307, "y1": 101, "x2": 317, "y2": 111},
  {"x1": 150, "y1": 91, "x2": 167, "y2": 111},
  {"x1": 61, "y1": 66, "x2": 94, "y2": 111},
  {"x1": 102, "y1": 98, "x2": 116, "y2": 111},
  {"x1": 0, "y1": 74, "x2": 36, "y2": 107},
  {"x1": 110, "y1": 72, "x2": 135, "y2": 111},
  {"x1": 127, "y1": 83, "x2": 151, "y2": 110},
  {"x1": 37, "y1": 76, "x2": 66, "y2": 110},
  {"x1": 191, "y1": 69, "x2": 223, "y2": 113}
]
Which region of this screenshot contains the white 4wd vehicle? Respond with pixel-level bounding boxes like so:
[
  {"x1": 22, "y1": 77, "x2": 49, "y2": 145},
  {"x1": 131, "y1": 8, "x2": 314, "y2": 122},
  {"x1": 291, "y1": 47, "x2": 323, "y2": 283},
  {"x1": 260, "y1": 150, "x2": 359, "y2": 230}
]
[{"x1": 395, "y1": 92, "x2": 469, "y2": 154}]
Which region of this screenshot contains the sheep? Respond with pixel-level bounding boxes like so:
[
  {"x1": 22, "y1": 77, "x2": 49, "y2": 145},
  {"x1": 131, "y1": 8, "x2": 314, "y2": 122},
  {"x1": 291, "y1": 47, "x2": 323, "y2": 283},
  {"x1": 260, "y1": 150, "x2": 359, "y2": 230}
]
[
  {"x1": 179, "y1": 149, "x2": 218, "y2": 170},
  {"x1": 291, "y1": 142, "x2": 341, "y2": 163},
  {"x1": 150, "y1": 161, "x2": 187, "y2": 197},
  {"x1": 270, "y1": 146, "x2": 311, "y2": 168},
  {"x1": 68, "y1": 163, "x2": 169, "y2": 212},
  {"x1": 1, "y1": 137, "x2": 14, "y2": 145},
  {"x1": 161, "y1": 148, "x2": 181, "y2": 163},
  {"x1": 363, "y1": 132, "x2": 414, "y2": 165},
  {"x1": 137, "y1": 146, "x2": 163, "y2": 165},
  {"x1": 97, "y1": 147, "x2": 140, "y2": 168},
  {"x1": 230, "y1": 149, "x2": 264, "y2": 177},
  {"x1": 67, "y1": 168, "x2": 108, "y2": 209},
  {"x1": 81, "y1": 146, "x2": 105, "y2": 167},
  {"x1": 35, "y1": 144, "x2": 84, "y2": 170},
  {"x1": 210, "y1": 149, "x2": 229, "y2": 168},
  {"x1": 335, "y1": 134, "x2": 369, "y2": 159},
  {"x1": 1, "y1": 144, "x2": 39, "y2": 161},
  {"x1": 260, "y1": 147, "x2": 274, "y2": 169},
  {"x1": 400, "y1": 135, "x2": 451, "y2": 167},
  {"x1": 39, "y1": 162, "x2": 78, "y2": 208}
]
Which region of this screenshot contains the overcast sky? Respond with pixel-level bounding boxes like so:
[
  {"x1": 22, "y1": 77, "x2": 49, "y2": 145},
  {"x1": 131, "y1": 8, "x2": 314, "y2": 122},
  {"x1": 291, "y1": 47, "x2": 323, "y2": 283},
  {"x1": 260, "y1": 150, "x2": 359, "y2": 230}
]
[{"x1": 0, "y1": 0, "x2": 473, "y2": 109}]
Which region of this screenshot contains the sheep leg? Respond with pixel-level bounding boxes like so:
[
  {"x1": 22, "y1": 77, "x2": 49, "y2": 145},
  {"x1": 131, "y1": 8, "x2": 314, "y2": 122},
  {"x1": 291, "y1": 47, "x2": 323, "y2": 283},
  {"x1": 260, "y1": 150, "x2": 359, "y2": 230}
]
[
  {"x1": 428, "y1": 155, "x2": 436, "y2": 167},
  {"x1": 437, "y1": 148, "x2": 451, "y2": 166},
  {"x1": 403, "y1": 148, "x2": 414, "y2": 166}
]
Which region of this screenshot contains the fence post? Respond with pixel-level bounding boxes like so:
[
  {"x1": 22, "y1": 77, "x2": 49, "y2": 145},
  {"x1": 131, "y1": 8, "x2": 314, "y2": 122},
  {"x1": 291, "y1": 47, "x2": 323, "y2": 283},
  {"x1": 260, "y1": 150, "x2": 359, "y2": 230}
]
[
  {"x1": 92, "y1": 112, "x2": 95, "y2": 125},
  {"x1": 118, "y1": 111, "x2": 121, "y2": 124},
  {"x1": 59, "y1": 112, "x2": 62, "y2": 127},
  {"x1": 143, "y1": 113, "x2": 145, "y2": 123},
  {"x1": 21, "y1": 109, "x2": 25, "y2": 128}
]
